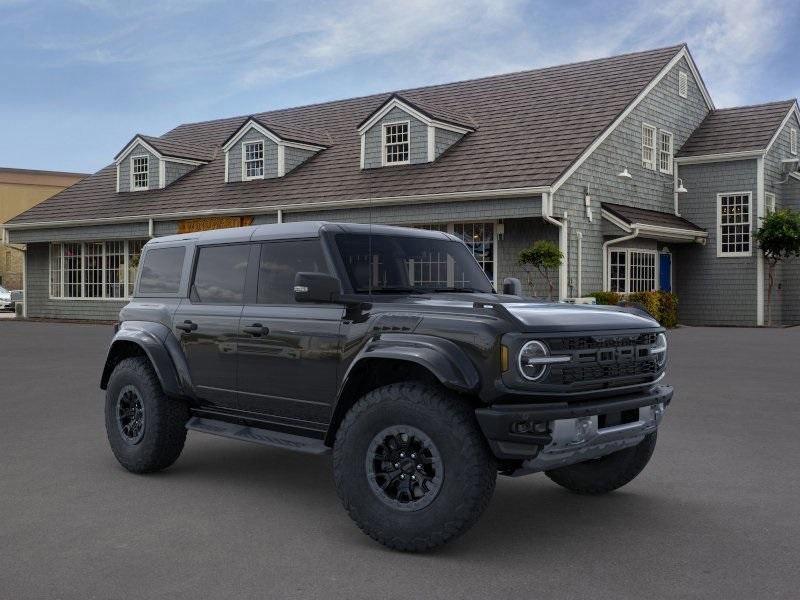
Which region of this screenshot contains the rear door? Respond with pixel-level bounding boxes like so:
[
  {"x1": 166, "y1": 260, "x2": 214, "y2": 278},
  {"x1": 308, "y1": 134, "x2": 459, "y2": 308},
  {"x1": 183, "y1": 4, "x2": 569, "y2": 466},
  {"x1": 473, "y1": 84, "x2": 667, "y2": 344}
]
[
  {"x1": 236, "y1": 239, "x2": 344, "y2": 425},
  {"x1": 172, "y1": 242, "x2": 253, "y2": 407}
]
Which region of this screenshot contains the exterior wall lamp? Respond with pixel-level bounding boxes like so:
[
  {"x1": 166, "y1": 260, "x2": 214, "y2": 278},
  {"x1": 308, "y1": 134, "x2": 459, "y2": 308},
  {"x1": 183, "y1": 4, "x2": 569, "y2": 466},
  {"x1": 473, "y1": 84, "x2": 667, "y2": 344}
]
[{"x1": 675, "y1": 178, "x2": 688, "y2": 194}]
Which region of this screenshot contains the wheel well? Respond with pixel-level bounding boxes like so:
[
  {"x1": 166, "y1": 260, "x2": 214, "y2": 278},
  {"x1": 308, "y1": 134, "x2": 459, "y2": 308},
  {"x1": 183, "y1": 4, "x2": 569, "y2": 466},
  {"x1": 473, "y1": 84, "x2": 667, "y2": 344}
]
[
  {"x1": 325, "y1": 358, "x2": 475, "y2": 446},
  {"x1": 100, "y1": 341, "x2": 148, "y2": 389}
]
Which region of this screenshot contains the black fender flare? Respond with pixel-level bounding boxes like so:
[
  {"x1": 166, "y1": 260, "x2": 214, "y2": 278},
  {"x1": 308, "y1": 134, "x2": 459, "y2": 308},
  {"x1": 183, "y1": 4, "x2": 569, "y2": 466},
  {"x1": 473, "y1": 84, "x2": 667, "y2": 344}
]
[
  {"x1": 326, "y1": 333, "x2": 480, "y2": 444},
  {"x1": 100, "y1": 321, "x2": 194, "y2": 399}
]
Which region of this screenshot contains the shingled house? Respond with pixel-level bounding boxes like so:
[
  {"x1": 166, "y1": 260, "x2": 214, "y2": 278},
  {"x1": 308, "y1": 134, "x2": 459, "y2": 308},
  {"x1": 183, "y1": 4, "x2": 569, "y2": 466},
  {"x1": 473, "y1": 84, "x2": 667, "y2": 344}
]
[{"x1": 4, "y1": 44, "x2": 800, "y2": 325}]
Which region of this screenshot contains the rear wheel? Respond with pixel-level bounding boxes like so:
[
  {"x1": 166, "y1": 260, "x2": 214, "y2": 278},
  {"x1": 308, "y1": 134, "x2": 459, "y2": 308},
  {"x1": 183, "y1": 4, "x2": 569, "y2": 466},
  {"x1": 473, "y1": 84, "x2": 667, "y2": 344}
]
[
  {"x1": 545, "y1": 432, "x2": 657, "y2": 495},
  {"x1": 333, "y1": 382, "x2": 496, "y2": 552},
  {"x1": 105, "y1": 357, "x2": 189, "y2": 474}
]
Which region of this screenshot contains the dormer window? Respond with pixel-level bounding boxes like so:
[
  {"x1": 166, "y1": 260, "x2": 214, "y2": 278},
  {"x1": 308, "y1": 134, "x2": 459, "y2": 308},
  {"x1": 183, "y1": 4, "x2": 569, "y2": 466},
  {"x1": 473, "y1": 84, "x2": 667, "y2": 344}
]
[
  {"x1": 383, "y1": 122, "x2": 410, "y2": 165},
  {"x1": 131, "y1": 156, "x2": 149, "y2": 190},
  {"x1": 243, "y1": 141, "x2": 265, "y2": 179}
]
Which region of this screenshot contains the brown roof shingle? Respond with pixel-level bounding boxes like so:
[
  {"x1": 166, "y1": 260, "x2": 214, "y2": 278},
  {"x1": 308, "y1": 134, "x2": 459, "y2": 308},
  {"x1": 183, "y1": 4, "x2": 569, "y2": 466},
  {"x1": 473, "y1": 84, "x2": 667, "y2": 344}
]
[
  {"x1": 603, "y1": 202, "x2": 705, "y2": 232},
  {"x1": 11, "y1": 45, "x2": 686, "y2": 225},
  {"x1": 677, "y1": 100, "x2": 796, "y2": 157}
]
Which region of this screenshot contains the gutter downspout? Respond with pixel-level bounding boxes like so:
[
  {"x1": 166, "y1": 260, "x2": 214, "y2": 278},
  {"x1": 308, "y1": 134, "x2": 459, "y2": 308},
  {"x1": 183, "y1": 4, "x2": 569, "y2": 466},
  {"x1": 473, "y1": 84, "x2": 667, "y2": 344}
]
[
  {"x1": 148, "y1": 218, "x2": 154, "y2": 238},
  {"x1": 602, "y1": 228, "x2": 640, "y2": 291},
  {"x1": 576, "y1": 231, "x2": 583, "y2": 298},
  {"x1": 673, "y1": 160, "x2": 681, "y2": 216},
  {"x1": 541, "y1": 192, "x2": 568, "y2": 300}
]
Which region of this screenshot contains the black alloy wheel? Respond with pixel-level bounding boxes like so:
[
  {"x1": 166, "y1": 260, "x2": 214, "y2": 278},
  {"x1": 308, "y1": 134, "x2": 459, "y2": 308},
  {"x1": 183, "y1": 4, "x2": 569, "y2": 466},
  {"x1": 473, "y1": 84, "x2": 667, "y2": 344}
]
[
  {"x1": 116, "y1": 384, "x2": 146, "y2": 445},
  {"x1": 366, "y1": 425, "x2": 444, "y2": 511}
]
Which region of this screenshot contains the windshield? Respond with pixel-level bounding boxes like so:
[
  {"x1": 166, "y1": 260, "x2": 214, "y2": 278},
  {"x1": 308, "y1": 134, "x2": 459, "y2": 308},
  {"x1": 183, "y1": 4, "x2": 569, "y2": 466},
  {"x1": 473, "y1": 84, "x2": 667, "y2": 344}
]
[
  {"x1": 0, "y1": 285, "x2": 8, "y2": 295},
  {"x1": 335, "y1": 233, "x2": 494, "y2": 294}
]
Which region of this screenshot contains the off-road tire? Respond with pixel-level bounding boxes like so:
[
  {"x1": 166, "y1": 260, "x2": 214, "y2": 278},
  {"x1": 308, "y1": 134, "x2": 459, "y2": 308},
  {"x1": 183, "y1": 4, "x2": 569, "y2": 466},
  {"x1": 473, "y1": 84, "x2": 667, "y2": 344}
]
[
  {"x1": 333, "y1": 382, "x2": 497, "y2": 552},
  {"x1": 105, "y1": 356, "x2": 188, "y2": 474},
  {"x1": 545, "y1": 432, "x2": 657, "y2": 495}
]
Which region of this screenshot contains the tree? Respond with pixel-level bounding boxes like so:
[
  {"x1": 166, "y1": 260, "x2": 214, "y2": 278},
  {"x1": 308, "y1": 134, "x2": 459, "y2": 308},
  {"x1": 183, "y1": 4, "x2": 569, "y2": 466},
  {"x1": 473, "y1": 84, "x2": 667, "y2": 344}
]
[
  {"x1": 518, "y1": 240, "x2": 563, "y2": 300},
  {"x1": 754, "y1": 208, "x2": 800, "y2": 326}
]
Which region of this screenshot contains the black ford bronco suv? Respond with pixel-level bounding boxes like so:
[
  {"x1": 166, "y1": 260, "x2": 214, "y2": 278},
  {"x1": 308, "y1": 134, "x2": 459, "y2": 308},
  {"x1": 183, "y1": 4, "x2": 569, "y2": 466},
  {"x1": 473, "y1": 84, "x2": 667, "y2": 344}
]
[{"x1": 101, "y1": 222, "x2": 672, "y2": 551}]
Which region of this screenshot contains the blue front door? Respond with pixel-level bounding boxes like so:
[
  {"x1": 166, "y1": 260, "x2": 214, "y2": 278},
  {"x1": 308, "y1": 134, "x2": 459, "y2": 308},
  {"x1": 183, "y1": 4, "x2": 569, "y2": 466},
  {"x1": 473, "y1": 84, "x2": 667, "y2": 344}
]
[{"x1": 659, "y1": 253, "x2": 672, "y2": 292}]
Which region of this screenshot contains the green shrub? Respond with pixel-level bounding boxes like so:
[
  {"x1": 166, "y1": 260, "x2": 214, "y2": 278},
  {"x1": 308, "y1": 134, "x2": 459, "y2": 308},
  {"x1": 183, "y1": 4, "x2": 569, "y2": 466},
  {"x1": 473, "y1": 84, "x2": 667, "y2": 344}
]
[
  {"x1": 588, "y1": 291, "x2": 622, "y2": 305},
  {"x1": 588, "y1": 290, "x2": 678, "y2": 327},
  {"x1": 627, "y1": 291, "x2": 661, "y2": 320},
  {"x1": 656, "y1": 291, "x2": 678, "y2": 328}
]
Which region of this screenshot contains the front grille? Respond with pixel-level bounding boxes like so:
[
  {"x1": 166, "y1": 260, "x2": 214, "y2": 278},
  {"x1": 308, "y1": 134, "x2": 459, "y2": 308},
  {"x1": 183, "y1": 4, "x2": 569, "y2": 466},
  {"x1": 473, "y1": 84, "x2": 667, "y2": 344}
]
[
  {"x1": 544, "y1": 333, "x2": 662, "y2": 389},
  {"x1": 558, "y1": 358, "x2": 659, "y2": 385},
  {"x1": 548, "y1": 333, "x2": 657, "y2": 352}
]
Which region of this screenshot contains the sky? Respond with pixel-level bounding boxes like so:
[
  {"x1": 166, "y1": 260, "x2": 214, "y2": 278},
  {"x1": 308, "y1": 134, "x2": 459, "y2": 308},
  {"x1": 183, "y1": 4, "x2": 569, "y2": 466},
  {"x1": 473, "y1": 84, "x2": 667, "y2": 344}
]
[{"x1": 1, "y1": 0, "x2": 798, "y2": 173}]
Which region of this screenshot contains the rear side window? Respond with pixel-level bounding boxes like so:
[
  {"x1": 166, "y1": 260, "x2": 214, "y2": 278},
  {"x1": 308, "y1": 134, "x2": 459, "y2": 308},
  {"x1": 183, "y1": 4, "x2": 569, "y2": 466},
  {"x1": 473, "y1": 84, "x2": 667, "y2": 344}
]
[
  {"x1": 192, "y1": 244, "x2": 250, "y2": 304},
  {"x1": 137, "y1": 246, "x2": 185, "y2": 295},
  {"x1": 257, "y1": 240, "x2": 329, "y2": 304}
]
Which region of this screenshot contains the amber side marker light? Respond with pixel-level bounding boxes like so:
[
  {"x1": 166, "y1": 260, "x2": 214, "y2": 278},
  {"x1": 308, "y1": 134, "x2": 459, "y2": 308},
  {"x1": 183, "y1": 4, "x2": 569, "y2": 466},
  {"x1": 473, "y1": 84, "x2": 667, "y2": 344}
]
[{"x1": 500, "y1": 345, "x2": 509, "y2": 372}]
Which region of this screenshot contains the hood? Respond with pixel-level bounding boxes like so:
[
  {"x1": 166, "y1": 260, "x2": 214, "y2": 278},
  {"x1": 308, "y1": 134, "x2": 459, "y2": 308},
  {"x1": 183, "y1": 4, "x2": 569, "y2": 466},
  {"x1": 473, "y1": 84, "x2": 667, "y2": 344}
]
[{"x1": 502, "y1": 302, "x2": 659, "y2": 332}]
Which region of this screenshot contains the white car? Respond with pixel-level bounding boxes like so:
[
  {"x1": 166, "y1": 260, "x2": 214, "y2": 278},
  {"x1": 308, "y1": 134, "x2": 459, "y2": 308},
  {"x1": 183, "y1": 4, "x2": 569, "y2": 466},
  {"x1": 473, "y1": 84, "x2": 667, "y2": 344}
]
[{"x1": 0, "y1": 285, "x2": 14, "y2": 311}]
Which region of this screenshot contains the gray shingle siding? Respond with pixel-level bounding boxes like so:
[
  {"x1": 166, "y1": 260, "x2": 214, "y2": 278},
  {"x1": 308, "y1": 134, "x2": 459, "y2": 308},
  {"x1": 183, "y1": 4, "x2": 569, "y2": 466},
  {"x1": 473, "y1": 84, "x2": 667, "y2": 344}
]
[
  {"x1": 118, "y1": 143, "x2": 159, "y2": 192},
  {"x1": 554, "y1": 58, "x2": 710, "y2": 298},
  {"x1": 226, "y1": 128, "x2": 279, "y2": 182},
  {"x1": 499, "y1": 218, "x2": 560, "y2": 297},
  {"x1": 164, "y1": 161, "x2": 195, "y2": 186},
  {"x1": 363, "y1": 107, "x2": 427, "y2": 168},
  {"x1": 674, "y1": 160, "x2": 758, "y2": 325},
  {"x1": 24, "y1": 243, "x2": 127, "y2": 321},
  {"x1": 9, "y1": 222, "x2": 150, "y2": 244},
  {"x1": 283, "y1": 197, "x2": 542, "y2": 225},
  {"x1": 284, "y1": 146, "x2": 317, "y2": 174},
  {"x1": 764, "y1": 110, "x2": 800, "y2": 325},
  {"x1": 434, "y1": 128, "x2": 463, "y2": 159}
]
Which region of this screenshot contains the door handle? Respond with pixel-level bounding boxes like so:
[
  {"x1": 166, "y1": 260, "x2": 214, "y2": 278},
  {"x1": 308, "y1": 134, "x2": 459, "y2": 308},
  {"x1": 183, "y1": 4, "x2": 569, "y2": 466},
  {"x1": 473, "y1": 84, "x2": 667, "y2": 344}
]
[
  {"x1": 242, "y1": 323, "x2": 269, "y2": 336},
  {"x1": 176, "y1": 320, "x2": 198, "y2": 333}
]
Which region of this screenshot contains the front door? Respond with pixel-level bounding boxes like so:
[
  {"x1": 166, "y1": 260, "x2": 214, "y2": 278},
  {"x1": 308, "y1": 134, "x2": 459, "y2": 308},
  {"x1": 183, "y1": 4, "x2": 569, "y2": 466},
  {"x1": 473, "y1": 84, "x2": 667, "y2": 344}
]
[
  {"x1": 659, "y1": 252, "x2": 672, "y2": 292},
  {"x1": 172, "y1": 242, "x2": 252, "y2": 407},
  {"x1": 236, "y1": 239, "x2": 344, "y2": 426}
]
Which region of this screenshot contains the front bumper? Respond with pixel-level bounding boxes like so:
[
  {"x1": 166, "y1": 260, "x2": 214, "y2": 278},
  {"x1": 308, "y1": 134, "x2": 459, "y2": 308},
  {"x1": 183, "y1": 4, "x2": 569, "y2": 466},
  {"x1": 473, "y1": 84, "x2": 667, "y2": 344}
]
[{"x1": 475, "y1": 384, "x2": 672, "y2": 471}]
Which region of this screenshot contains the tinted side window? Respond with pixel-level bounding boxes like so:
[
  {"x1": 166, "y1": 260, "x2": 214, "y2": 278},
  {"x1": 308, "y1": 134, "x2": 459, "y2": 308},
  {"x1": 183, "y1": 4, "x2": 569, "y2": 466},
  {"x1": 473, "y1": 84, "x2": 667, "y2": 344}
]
[
  {"x1": 257, "y1": 240, "x2": 329, "y2": 304},
  {"x1": 138, "y1": 246, "x2": 185, "y2": 295},
  {"x1": 192, "y1": 244, "x2": 250, "y2": 304}
]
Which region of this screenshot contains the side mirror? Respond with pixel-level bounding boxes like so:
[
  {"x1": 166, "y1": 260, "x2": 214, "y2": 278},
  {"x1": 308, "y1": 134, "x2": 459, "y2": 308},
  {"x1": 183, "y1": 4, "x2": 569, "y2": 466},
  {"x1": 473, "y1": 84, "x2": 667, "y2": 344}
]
[
  {"x1": 502, "y1": 277, "x2": 522, "y2": 296},
  {"x1": 294, "y1": 272, "x2": 341, "y2": 303}
]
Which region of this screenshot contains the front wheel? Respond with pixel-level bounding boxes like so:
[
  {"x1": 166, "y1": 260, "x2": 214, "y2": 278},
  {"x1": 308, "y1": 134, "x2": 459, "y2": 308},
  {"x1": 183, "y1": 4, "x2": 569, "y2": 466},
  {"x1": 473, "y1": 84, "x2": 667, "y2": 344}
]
[
  {"x1": 104, "y1": 357, "x2": 189, "y2": 474},
  {"x1": 333, "y1": 382, "x2": 497, "y2": 552},
  {"x1": 545, "y1": 432, "x2": 657, "y2": 495}
]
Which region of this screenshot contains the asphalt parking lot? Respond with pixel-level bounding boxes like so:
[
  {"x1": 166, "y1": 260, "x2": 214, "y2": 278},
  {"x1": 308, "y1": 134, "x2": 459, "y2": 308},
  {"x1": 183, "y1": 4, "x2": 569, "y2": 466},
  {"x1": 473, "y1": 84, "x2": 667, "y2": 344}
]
[{"x1": 1, "y1": 321, "x2": 798, "y2": 599}]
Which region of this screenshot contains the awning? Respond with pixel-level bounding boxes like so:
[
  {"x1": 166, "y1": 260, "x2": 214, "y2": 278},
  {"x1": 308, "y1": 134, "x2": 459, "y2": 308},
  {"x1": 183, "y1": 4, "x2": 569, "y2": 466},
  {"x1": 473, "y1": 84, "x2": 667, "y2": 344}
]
[{"x1": 601, "y1": 203, "x2": 707, "y2": 243}]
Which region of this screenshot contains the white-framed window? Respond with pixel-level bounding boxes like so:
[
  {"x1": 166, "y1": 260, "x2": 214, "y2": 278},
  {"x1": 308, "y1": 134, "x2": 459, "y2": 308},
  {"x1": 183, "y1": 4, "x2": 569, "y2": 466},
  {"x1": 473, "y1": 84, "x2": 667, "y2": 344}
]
[
  {"x1": 678, "y1": 70, "x2": 688, "y2": 99},
  {"x1": 790, "y1": 127, "x2": 797, "y2": 155},
  {"x1": 383, "y1": 121, "x2": 410, "y2": 165},
  {"x1": 243, "y1": 141, "x2": 265, "y2": 179},
  {"x1": 411, "y1": 221, "x2": 497, "y2": 287},
  {"x1": 717, "y1": 192, "x2": 752, "y2": 257},
  {"x1": 659, "y1": 130, "x2": 674, "y2": 174},
  {"x1": 49, "y1": 240, "x2": 147, "y2": 300},
  {"x1": 608, "y1": 249, "x2": 658, "y2": 293},
  {"x1": 131, "y1": 156, "x2": 149, "y2": 190},
  {"x1": 642, "y1": 123, "x2": 656, "y2": 170},
  {"x1": 766, "y1": 192, "x2": 776, "y2": 214}
]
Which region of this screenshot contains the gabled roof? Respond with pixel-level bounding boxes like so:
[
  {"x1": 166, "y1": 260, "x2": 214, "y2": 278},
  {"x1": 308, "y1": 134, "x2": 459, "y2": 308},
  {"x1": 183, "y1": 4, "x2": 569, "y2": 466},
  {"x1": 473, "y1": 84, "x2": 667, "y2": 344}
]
[
  {"x1": 11, "y1": 45, "x2": 697, "y2": 226},
  {"x1": 114, "y1": 134, "x2": 215, "y2": 163},
  {"x1": 677, "y1": 100, "x2": 798, "y2": 158},
  {"x1": 356, "y1": 93, "x2": 475, "y2": 132},
  {"x1": 221, "y1": 116, "x2": 331, "y2": 150}
]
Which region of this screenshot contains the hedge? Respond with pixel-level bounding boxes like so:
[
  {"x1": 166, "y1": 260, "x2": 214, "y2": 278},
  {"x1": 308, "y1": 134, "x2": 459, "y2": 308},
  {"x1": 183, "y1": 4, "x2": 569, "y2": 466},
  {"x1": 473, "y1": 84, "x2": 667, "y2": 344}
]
[{"x1": 588, "y1": 290, "x2": 678, "y2": 328}]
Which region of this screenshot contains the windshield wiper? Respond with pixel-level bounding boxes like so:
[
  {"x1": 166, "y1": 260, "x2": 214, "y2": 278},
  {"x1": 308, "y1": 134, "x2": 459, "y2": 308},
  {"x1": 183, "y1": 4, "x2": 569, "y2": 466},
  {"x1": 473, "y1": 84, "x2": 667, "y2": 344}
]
[{"x1": 353, "y1": 286, "x2": 425, "y2": 294}]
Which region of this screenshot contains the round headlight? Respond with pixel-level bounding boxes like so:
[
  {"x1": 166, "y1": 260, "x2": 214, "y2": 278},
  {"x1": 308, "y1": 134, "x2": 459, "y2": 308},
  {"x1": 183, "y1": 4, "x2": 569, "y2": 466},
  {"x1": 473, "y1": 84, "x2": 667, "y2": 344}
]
[
  {"x1": 518, "y1": 340, "x2": 550, "y2": 381},
  {"x1": 652, "y1": 333, "x2": 667, "y2": 368}
]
